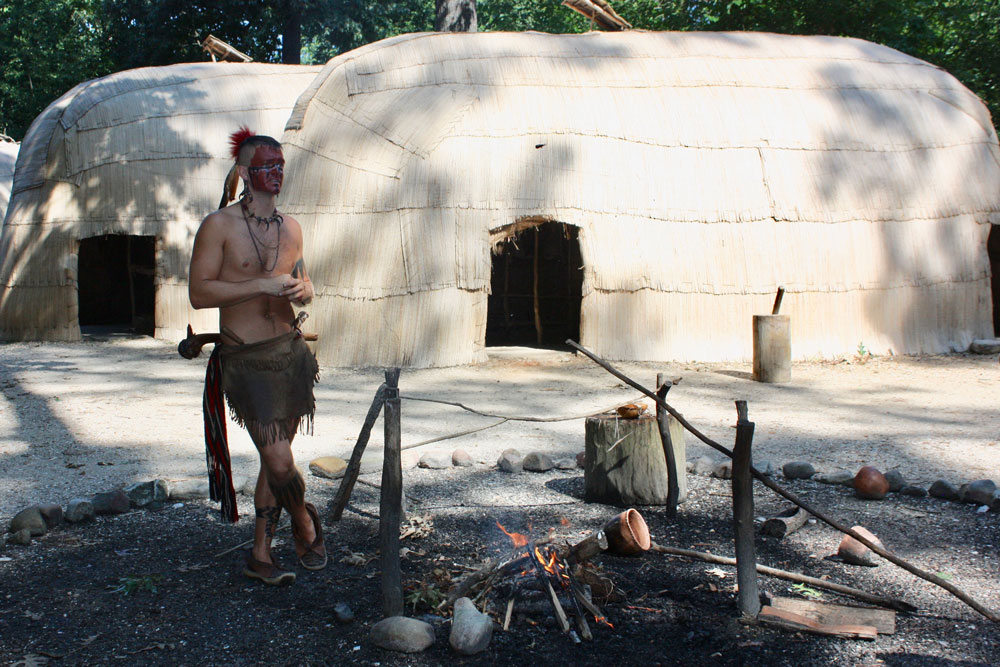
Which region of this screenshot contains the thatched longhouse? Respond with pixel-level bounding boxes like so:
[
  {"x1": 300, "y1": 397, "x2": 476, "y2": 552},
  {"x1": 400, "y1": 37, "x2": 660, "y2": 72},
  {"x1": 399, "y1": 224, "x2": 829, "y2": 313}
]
[
  {"x1": 281, "y1": 31, "x2": 1000, "y2": 367},
  {"x1": 0, "y1": 63, "x2": 320, "y2": 341}
]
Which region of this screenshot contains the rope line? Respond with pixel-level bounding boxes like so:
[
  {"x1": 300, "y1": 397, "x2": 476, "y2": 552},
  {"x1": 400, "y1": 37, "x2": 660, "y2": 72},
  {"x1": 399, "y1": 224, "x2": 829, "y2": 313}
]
[{"x1": 399, "y1": 393, "x2": 647, "y2": 423}]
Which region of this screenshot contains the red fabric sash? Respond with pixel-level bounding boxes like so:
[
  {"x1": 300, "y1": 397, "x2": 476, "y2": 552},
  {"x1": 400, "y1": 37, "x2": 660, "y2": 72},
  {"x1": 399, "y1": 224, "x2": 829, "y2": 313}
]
[{"x1": 204, "y1": 345, "x2": 238, "y2": 522}]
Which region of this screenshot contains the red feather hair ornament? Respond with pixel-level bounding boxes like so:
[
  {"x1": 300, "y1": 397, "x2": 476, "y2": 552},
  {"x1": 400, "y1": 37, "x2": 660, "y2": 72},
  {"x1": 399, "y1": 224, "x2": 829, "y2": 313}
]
[{"x1": 228, "y1": 126, "x2": 256, "y2": 161}]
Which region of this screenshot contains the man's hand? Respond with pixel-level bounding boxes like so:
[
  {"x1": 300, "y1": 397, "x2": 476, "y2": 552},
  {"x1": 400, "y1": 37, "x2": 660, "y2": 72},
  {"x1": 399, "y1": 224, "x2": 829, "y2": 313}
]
[{"x1": 258, "y1": 274, "x2": 312, "y2": 304}]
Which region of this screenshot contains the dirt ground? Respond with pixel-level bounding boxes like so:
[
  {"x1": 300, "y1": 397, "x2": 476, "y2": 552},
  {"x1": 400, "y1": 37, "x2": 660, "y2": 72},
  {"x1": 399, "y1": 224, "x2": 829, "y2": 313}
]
[{"x1": 1, "y1": 338, "x2": 998, "y2": 665}]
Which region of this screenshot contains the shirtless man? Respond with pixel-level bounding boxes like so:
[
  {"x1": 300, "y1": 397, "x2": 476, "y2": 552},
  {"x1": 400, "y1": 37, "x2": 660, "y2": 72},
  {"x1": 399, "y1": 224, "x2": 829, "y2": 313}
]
[{"x1": 189, "y1": 127, "x2": 325, "y2": 585}]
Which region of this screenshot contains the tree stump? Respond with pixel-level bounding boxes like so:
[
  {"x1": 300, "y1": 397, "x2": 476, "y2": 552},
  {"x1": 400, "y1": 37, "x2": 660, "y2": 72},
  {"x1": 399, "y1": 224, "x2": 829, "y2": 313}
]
[{"x1": 584, "y1": 413, "x2": 686, "y2": 506}]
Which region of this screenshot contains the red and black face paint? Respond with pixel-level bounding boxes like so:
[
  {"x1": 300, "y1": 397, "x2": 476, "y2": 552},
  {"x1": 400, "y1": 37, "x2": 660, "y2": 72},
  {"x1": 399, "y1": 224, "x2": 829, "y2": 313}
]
[{"x1": 247, "y1": 145, "x2": 284, "y2": 195}]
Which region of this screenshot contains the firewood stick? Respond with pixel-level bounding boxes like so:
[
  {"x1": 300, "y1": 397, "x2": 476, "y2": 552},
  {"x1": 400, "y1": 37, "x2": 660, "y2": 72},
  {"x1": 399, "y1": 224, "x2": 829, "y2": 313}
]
[
  {"x1": 650, "y1": 543, "x2": 916, "y2": 612},
  {"x1": 567, "y1": 339, "x2": 1000, "y2": 624},
  {"x1": 503, "y1": 597, "x2": 515, "y2": 631},
  {"x1": 538, "y1": 570, "x2": 571, "y2": 632}
]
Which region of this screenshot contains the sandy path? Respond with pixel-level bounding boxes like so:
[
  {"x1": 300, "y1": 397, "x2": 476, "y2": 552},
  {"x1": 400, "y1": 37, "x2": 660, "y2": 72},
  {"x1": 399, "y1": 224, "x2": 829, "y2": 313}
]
[{"x1": 1, "y1": 337, "x2": 997, "y2": 517}]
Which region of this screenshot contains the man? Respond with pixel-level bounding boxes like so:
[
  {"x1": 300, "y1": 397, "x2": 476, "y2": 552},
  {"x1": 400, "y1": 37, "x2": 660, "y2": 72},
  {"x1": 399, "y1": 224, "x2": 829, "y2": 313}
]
[{"x1": 189, "y1": 127, "x2": 326, "y2": 585}]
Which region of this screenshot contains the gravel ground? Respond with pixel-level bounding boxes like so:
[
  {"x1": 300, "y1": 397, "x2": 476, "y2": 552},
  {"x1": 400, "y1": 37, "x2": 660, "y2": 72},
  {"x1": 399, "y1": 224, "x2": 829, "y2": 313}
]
[
  {"x1": 1, "y1": 337, "x2": 998, "y2": 665},
  {"x1": 0, "y1": 337, "x2": 996, "y2": 517}
]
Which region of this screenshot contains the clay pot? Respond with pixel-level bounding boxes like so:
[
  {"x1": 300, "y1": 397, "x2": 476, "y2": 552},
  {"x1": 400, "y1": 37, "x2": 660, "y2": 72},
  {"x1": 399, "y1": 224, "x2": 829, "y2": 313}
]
[
  {"x1": 603, "y1": 508, "x2": 651, "y2": 555},
  {"x1": 854, "y1": 466, "x2": 889, "y2": 500}
]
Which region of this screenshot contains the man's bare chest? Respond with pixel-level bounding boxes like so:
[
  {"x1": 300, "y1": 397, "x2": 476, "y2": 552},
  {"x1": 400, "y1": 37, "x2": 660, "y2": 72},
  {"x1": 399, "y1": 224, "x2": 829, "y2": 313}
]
[{"x1": 223, "y1": 223, "x2": 295, "y2": 278}]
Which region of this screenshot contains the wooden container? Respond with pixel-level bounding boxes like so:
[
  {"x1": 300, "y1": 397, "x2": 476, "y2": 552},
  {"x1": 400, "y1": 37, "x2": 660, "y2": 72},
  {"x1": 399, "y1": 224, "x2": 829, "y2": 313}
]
[{"x1": 753, "y1": 314, "x2": 791, "y2": 383}]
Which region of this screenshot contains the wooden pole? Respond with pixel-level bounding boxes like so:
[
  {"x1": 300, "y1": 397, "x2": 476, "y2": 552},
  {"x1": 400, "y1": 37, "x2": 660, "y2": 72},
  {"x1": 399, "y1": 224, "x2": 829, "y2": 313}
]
[
  {"x1": 656, "y1": 373, "x2": 679, "y2": 518},
  {"x1": 380, "y1": 369, "x2": 403, "y2": 618},
  {"x1": 330, "y1": 383, "x2": 386, "y2": 521},
  {"x1": 650, "y1": 544, "x2": 915, "y2": 613},
  {"x1": 533, "y1": 226, "x2": 543, "y2": 345},
  {"x1": 732, "y1": 400, "x2": 761, "y2": 618},
  {"x1": 566, "y1": 339, "x2": 1000, "y2": 624}
]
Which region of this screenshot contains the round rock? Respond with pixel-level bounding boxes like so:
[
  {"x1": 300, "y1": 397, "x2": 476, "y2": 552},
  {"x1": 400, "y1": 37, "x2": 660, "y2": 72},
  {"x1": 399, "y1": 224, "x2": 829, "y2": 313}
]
[
  {"x1": 928, "y1": 480, "x2": 960, "y2": 501},
  {"x1": 9, "y1": 507, "x2": 47, "y2": 537},
  {"x1": 369, "y1": 616, "x2": 435, "y2": 653},
  {"x1": 959, "y1": 480, "x2": 997, "y2": 506},
  {"x1": 37, "y1": 503, "x2": 64, "y2": 528},
  {"x1": 693, "y1": 456, "x2": 717, "y2": 476},
  {"x1": 309, "y1": 456, "x2": 347, "y2": 479},
  {"x1": 451, "y1": 449, "x2": 474, "y2": 467},
  {"x1": 814, "y1": 471, "x2": 855, "y2": 486},
  {"x1": 523, "y1": 452, "x2": 555, "y2": 473},
  {"x1": 884, "y1": 469, "x2": 906, "y2": 492},
  {"x1": 92, "y1": 490, "x2": 130, "y2": 515},
  {"x1": 901, "y1": 485, "x2": 928, "y2": 498},
  {"x1": 450, "y1": 597, "x2": 493, "y2": 655},
  {"x1": 167, "y1": 478, "x2": 210, "y2": 500},
  {"x1": 782, "y1": 461, "x2": 815, "y2": 480},
  {"x1": 65, "y1": 499, "x2": 95, "y2": 523},
  {"x1": 712, "y1": 460, "x2": 733, "y2": 479},
  {"x1": 497, "y1": 449, "x2": 522, "y2": 473},
  {"x1": 8, "y1": 528, "x2": 32, "y2": 545},
  {"x1": 418, "y1": 452, "x2": 453, "y2": 470}
]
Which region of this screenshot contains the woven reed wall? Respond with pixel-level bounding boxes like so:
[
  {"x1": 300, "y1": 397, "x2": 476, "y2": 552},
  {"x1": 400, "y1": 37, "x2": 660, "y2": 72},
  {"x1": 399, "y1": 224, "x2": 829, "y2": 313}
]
[
  {"x1": 0, "y1": 63, "x2": 321, "y2": 342},
  {"x1": 281, "y1": 31, "x2": 1000, "y2": 366},
  {"x1": 0, "y1": 141, "x2": 17, "y2": 227}
]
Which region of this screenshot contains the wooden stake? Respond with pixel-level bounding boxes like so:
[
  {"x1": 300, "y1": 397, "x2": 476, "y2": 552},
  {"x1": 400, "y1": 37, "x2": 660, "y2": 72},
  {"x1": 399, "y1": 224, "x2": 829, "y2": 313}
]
[
  {"x1": 330, "y1": 383, "x2": 386, "y2": 521},
  {"x1": 732, "y1": 400, "x2": 761, "y2": 618},
  {"x1": 503, "y1": 597, "x2": 515, "y2": 630},
  {"x1": 656, "y1": 373, "x2": 679, "y2": 518},
  {"x1": 379, "y1": 369, "x2": 403, "y2": 618}
]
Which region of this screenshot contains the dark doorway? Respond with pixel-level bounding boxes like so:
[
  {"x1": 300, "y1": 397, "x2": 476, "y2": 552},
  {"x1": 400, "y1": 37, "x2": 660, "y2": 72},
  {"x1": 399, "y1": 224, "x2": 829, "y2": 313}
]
[
  {"x1": 487, "y1": 221, "x2": 582, "y2": 348},
  {"x1": 78, "y1": 234, "x2": 155, "y2": 336},
  {"x1": 990, "y1": 224, "x2": 1000, "y2": 335}
]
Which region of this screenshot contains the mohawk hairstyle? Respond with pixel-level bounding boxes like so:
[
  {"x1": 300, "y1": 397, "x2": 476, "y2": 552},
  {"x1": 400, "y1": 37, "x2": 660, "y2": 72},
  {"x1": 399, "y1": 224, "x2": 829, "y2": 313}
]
[{"x1": 228, "y1": 126, "x2": 256, "y2": 161}]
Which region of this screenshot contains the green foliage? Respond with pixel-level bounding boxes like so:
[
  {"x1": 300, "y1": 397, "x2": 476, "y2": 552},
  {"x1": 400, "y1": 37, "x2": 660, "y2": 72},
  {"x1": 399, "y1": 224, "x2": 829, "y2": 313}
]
[
  {"x1": 112, "y1": 573, "x2": 163, "y2": 595},
  {"x1": 790, "y1": 582, "x2": 824, "y2": 599},
  {"x1": 0, "y1": 0, "x2": 109, "y2": 139}
]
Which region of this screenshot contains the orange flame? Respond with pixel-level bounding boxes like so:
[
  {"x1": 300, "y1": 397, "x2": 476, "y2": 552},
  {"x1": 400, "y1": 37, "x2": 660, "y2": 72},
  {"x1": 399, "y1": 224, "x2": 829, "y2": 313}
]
[
  {"x1": 496, "y1": 521, "x2": 528, "y2": 548},
  {"x1": 595, "y1": 616, "x2": 614, "y2": 628}
]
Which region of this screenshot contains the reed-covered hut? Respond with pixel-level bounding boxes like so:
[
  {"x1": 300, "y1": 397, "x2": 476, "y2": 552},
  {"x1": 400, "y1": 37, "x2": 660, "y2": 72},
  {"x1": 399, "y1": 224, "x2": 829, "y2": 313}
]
[
  {"x1": 0, "y1": 137, "x2": 18, "y2": 225},
  {"x1": 0, "y1": 62, "x2": 321, "y2": 341},
  {"x1": 281, "y1": 31, "x2": 1000, "y2": 367}
]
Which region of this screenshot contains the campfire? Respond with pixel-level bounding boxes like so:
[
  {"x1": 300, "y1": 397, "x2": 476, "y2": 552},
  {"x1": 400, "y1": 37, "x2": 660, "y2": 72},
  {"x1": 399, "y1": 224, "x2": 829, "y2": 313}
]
[{"x1": 446, "y1": 509, "x2": 652, "y2": 642}]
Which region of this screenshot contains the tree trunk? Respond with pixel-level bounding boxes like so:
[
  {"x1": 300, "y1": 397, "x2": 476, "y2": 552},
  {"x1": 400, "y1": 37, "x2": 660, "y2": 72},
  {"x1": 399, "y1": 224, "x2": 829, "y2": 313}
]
[
  {"x1": 282, "y1": 0, "x2": 302, "y2": 64},
  {"x1": 436, "y1": 0, "x2": 477, "y2": 32},
  {"x1": 584, "y1": 413, "x2": 686, "y2": 506}
]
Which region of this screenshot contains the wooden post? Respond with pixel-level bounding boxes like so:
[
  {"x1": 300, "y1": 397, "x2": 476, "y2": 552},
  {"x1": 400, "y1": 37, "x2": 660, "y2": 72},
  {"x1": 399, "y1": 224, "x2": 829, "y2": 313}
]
[
  {"x1": 330, "y1": 383, "x2": 386, "y2": 521},
  {"x1": 656, "y1": 373, "x2": 679, "y2": 519},
  {"x1": 380, "y1": 368, "x2": 403, "y2": 618},
  {"x1": 732, "y1": 400, "x2": 761, "y2": 618},
  {"x1": 752, "y1": 315, "x2": 791, "y2": 383},
  {"x1": 533, "y1": 226, "x2": 543, "y2": 345}
]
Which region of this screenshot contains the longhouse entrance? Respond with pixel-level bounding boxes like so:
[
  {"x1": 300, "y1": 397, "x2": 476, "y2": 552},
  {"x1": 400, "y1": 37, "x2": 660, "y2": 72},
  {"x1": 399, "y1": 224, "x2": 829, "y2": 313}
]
[
  {"x1": 487, "y1": 221, "x2": 583, "y2": 348},
  {"x1": 78, "y1": 234, "x2": 155, "y2": 336}
]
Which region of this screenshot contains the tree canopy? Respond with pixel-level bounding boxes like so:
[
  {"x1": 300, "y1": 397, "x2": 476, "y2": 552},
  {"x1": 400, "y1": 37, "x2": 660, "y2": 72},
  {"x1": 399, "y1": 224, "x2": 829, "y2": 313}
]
[{"x1": 1, "y1": 0, "x2": 997, "y2": 140}]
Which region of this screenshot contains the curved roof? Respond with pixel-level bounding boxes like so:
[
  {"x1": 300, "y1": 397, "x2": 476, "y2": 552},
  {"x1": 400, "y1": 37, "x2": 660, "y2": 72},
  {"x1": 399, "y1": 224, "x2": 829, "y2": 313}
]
[{"x1": 278, "y1": 31, "x2": 999, "y2": 365}]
